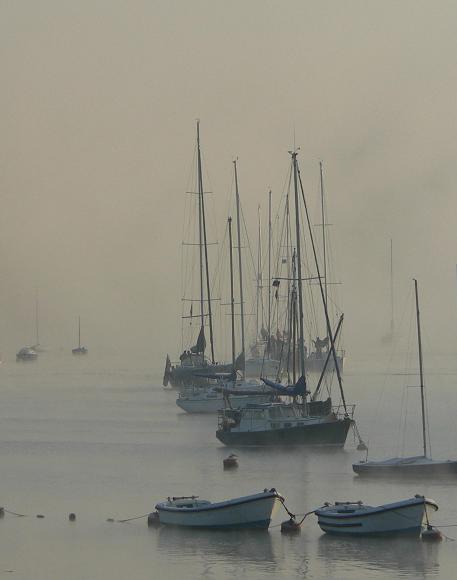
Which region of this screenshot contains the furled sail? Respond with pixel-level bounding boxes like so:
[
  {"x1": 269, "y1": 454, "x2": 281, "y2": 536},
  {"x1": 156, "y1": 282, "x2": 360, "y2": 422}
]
[{"x1": 260, "y1": 375, "x2": 308, "y2": 397}]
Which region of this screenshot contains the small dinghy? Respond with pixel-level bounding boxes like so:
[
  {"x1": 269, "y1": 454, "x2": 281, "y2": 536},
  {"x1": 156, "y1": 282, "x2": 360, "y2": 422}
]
[
  {"x1": 154, "y1": 489, "x2": 282, "y2": 529},
  {"x1": 315, "y1": 495, "x2": 438, "y2": 536}
]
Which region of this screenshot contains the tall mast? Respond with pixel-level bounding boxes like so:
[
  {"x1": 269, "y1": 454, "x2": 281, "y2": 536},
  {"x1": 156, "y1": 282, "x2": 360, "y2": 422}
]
[
  {"x1": 414, "y1": 279, "x2": 427, "y2": 458},
  {"x1": 233, "y1": 160, "x2": 245, "y2": 369},
  {"x1": 267, "y1": 189, "x2": 272, "y2": 355},
  {"x1": 196, "y1": 123, "x2": 205, "y2": 336},
  {"x1": 256, "y1": 205, "x2": 262, "y2": 341},
  {"x1": 291, "y1": 249, "x2": 297, "y2": 384},
  {"x1": 390, "y1": 239, "x2": 394, "y2": 336},
  {"x1": 291, "y1": 151, "x2": 306, "y2": 378},
  {"x1": 228, "y1": 217, "x2": 236, "y2": 369},
  {"x1": 35, "y1": 289, "x2": 39, "y2": 346},
  {"x1": 319, "y1": 161, "x2": 328, "y2": 309},
  {"x1": 196, "y1": 121, "x2": 215, "y2": 363},
  {"x1": 297, "y1": 165, "x2": 347, "y2": 412},
  {"x1": 78, "y1": 316, "x2": 81, "y2": 349}
]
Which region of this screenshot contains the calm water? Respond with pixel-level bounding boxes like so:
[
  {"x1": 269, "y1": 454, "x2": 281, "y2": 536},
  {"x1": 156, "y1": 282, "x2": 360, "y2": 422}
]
[{"x1": 1, "y1": 350, "x2": 456, "y2": 579}]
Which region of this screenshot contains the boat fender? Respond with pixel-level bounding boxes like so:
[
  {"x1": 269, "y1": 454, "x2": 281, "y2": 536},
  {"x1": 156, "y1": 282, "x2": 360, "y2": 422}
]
[
  {"x1": 147, "y1": 512, "x2": 161, "y2": 528},
  {"x1": 281, "y1": 518, "x2": 301, "y2": 534},
  {"x1": 421, "y1": 525, "x2": 443, "y2": 541}
]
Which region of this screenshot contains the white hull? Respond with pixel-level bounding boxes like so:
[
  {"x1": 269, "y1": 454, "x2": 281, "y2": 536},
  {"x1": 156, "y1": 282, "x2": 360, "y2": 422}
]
[
  {"x1": 316, "y1": 497, "x2": 437, "y2": 536},
  {"x1": 156, "y1": 490, "x2": 281, "y2": 528}
]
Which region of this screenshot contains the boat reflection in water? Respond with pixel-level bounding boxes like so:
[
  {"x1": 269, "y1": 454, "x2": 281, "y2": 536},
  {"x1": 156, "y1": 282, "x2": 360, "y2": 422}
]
[
  {"x1": 156, "y1": 525, "x2": 276, "y2": 570},
  {"x1": 316, "y1": 534, "x2": 441, "y2": 577}
]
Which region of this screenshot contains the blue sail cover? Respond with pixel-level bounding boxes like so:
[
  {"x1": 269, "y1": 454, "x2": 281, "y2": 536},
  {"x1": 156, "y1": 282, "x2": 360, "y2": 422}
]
[{"x1": 261, "y1": 375, "x2": 307, "y2": 397}]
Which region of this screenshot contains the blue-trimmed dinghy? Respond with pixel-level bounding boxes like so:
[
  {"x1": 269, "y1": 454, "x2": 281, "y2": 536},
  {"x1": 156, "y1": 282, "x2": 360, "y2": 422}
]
[
  {"x1": 154, "y1": 489, "x2": 282, "y2": 529},
  {"x1": 315, "y1": 495, "x2": 438, "y2": 536}
]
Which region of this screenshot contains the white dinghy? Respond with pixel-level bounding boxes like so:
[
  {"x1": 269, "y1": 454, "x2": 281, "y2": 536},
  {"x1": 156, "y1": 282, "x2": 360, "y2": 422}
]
[
  {"x1": 154, "y1": 489, "x2": 282, "y2": 529},
  {"x1": 315, "y1": 495, "x2": 438, "y2": 536}
]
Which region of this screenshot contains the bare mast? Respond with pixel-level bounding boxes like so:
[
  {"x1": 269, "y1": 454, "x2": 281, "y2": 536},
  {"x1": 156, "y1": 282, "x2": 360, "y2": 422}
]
[
  {"x1": 291, "y1": 151, "x2": 306, "y2": 379},
  {"x1": 196, "y1": 121, "x2": 215, "y2": 363},
  {"x1": 414, "y1": 279, "x2": 427, "y2": 458},
  {"x1": 390, "y1": 239, "x2": 394, "y2": 337},
  {"x1": 267, "y1": 189, "x2": 272, "y2": 356},
  {"x1": 256, "y1": 205, "x2": 262, "y2": 342},
  {"x1": 228, "y1": 217, "x2": 236, "y2": 369},
  {"x1": 233, "y1": 160, "x2": 245, "y2": 370},
  {"x1": 297, "y1": 165, "x2": 347, "y2": 413},
  {"x1": 319, "y1": 161, "x2": 328, "y2": 310}
]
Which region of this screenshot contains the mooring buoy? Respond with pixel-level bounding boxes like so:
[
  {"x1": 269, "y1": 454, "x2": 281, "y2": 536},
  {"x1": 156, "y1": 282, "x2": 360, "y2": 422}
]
[
  {"x1": 0, "y1": 507, "x2": 4, "y2": 519},
  {"x1": 68, "y1": 513, "x2": 76, "y2": 522},
  {"x1": 223, "y1": 454, "x2": 239, "y2": 470},
  {"x1": 280, "y1": 518, "x2": 301, "y2": 534},
  {"x1": 421, "y1": 525, "x2": 443, "y2": 541},
  {"x1": 147, "y1": 512, "x2": 160, "y2": 527},
  {"x1": 36, "y1": 514, "x2": 45, "y2": 519}
]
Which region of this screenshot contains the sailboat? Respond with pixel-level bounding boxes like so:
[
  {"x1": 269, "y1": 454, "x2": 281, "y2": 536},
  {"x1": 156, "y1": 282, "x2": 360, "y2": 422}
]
[
  {"x1": 176, "y1": 168, "x2": 274, "y2": 413},
  {"x1": 17, "y1": 293, "x2": 40, "y2": 361},
  {"x1": 72, "y1": 316, "x2": 88, "y2": 355},
  {"x1": 163, "y1": 122, "x2": 231, "y2": 389},
  {"x1": 353, "y1": 279, "x2": 457, "y2": 476},
  {"x1": 216, "y1": 150, "x2": 354, "y2": 447}
]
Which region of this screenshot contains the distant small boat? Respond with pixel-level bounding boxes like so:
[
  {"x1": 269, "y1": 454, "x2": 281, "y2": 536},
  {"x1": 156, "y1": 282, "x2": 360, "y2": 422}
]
[
  {"x1": 72, "y1": 316, "x2": 88, "y2": 355},
  {"x1": 16, "y1": 346, "x2": 38, "y2": 362},
  {"x1": 154, "y1": 489, "x2": 282, "y2": 529},
  {"x1": 315, "y1": 496, "x2": 438, "y2": 536}
]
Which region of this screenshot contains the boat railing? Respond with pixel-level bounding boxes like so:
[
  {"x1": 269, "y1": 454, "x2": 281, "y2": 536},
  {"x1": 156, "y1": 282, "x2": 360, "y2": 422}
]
[{"x1": 332, "y1": 403, "x2": 355, "y2": 419}]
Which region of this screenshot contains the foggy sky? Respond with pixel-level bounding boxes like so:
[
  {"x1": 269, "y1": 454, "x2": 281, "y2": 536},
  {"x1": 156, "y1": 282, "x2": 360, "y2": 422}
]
[{"x1": 1, "y1": 0, "x2": 456, "y2": 364}]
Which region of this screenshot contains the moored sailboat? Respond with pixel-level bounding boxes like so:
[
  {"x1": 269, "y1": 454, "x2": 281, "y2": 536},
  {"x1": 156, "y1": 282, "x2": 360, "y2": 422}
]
[
  {"x1": 72, "y1": 316, "x2": 88, "y2": 355},
  {"x1": 163, "y1": 122, "x2": 231, "y2": 389},
  {"x1": 216, "y1": 150, "x2": 355, "y2": 447},
  {"x1": 353, "y1": 279, "x2": 457, "y2": 476}
]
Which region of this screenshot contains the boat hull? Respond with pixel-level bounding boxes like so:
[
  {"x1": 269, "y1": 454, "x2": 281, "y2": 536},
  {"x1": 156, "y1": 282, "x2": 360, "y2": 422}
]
[
  {"x1": 155, "y1": 491, "x2": 280, "y2": 529},
  {"x1": 216, "y1": 417, "x2": 352, "y2": 447},
  {"x1": 353, "y1": 460, "x2": 457, "y2": 477},
  {"x1": 316, "y1": 498, "x2": 435, "y2": 536},
  {"x1": 168, "y1": 363, "x2": 233, "y2": 389}
]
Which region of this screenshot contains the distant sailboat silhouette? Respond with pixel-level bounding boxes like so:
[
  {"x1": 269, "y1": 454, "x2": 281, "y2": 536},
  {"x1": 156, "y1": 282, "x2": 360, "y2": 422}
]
[{"x1": 72, "y1": 317, "x2": 88, "y2": 355}]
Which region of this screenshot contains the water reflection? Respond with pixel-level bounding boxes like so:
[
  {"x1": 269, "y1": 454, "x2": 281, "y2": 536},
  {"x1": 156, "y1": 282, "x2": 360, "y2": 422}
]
[
  {"x1": 317, "y1": 534, "x2": 441, "y2": 577},
  {"x1": 156, "y1": 525, "x2": 277, "y2": 570}
]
